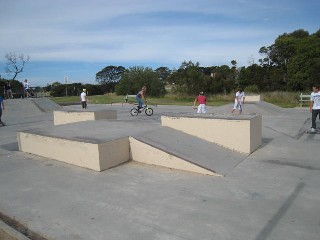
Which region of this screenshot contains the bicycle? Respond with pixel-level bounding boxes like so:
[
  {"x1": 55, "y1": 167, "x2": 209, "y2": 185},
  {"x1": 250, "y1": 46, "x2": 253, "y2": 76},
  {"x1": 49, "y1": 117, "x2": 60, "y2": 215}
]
[{"x1": 130, "y1": 104, "x2": 153, "y2": 116}]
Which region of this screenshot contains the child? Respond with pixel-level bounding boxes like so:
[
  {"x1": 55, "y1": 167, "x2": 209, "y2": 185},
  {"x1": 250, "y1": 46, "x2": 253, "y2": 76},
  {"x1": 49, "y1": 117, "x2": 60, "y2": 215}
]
[
  {"x1": 136, "y1": 86, "x2": 147, "y2": 111},
  {"x1": 232, "y1": 88, "x2": 245, "y2": 114},
  {"x1": 80, "y1": 89, "x2": 87, "y2": 109},
  {"x1": 193, "y1": 91, "x2": 207, "y2": 114}
]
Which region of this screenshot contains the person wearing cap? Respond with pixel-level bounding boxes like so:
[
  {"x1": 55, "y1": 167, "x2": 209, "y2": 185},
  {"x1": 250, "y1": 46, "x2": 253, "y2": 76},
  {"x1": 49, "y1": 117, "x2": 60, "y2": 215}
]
[
  {"x1": 193, "y1": 91, "x2": 207, "y2": 114},
  {"x1": 80, "y1": 89, "x2": 87, "y2": 109}
]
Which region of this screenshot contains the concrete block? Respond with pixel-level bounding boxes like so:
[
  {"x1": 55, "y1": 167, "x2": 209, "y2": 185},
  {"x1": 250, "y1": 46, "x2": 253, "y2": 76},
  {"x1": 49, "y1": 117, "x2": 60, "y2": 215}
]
[
  {"x1": 161, "y1": 115, "x2": 262, "y2": 154},
  {"x1": 17, "y1": 132, "x2": 129, "y2": 171},
  {"x1": 245, "y1": 95, "x2": 263, "y2": 102},
  {"x1": 54, "y1": 110, "x2": 117, "y2": 125}
]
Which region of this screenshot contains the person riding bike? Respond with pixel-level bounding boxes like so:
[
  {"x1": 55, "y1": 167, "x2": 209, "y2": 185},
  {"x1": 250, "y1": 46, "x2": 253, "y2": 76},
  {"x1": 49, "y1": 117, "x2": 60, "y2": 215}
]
[{"x1": 136, "y1": 86, "x2": 147, "y2": 112}]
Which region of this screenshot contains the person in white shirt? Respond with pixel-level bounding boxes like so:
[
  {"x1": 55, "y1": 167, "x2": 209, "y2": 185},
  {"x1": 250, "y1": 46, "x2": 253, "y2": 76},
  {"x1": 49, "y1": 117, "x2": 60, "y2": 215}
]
[
  {"x1": 310, "y1": 85, "x2": 320, "y2": 133},
  {"x1": 80, "y1": 89, "x2": 87, "y2": 109},
  {"x1": 23, "y1": 79, "x2": 30, "y2": 98},
  {"x1": 231, "y1": 88, "x2": 245, "y2": 114}
]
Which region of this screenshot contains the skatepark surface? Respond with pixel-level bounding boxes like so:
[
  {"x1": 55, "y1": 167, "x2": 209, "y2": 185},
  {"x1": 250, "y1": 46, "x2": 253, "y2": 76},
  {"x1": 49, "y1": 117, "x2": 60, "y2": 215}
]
[{"x1": 1, "y1": 98, "x2": 320, "y2": 240}]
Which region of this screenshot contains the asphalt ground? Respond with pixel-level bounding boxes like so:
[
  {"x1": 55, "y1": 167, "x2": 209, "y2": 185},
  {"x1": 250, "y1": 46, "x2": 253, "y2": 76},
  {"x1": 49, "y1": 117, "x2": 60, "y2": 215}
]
[{"x1": 1, "y1": 98, "x2": 320, "y2": 240}]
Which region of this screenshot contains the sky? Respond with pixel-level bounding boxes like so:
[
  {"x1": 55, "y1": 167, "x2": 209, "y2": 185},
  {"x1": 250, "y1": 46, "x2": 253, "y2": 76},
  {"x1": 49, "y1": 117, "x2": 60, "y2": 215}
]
[{"x1": 0, "y1": 0, "x2": 319, "y2": 87}]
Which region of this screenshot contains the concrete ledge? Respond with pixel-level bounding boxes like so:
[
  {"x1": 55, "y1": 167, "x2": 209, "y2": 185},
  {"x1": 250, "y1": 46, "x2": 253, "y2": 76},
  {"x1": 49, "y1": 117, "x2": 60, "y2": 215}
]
[
  {"x1": 245, "y1": 95, "x2": 263, "y2": 102},
  {"x1": 18, "y1": 132, "x2": 129, "y2": 171},
  {"x1": 161, "y1": 114, "x2": 262, "y2": 154},
  {"x1": 54, "y1": 110, "x2": 117, "y2": 125},
  {"x1": 0, "y1": 219, "x2": 30, "y2": 240},
  {"x1": 129, "y1": 137, "x2": 218, "y2": 176}
]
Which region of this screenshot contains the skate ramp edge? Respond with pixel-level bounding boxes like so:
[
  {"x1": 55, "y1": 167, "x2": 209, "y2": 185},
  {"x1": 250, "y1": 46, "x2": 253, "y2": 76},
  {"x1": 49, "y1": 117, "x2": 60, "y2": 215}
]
[
  {"x1": 54, "y1": 110, "x2": 117, "y2": 125},
  {"x1": 17, "y1": 132, "x2": 218, "y2": 175},
  {"x1": 161, "y1": 115, "x2": 262, "y2": 154}
]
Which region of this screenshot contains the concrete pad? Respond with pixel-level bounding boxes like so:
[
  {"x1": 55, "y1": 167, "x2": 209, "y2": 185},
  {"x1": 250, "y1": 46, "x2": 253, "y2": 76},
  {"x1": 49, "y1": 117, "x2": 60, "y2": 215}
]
[
  {"x1": 161, "y1": 114, "x2": 262, "y2": 154},
  {"x1": 54, "y1": 109, "x2": 117, "y2": 125},
  {"x1": 2, "y1": 99, "x2": 320, "y2": 240}
]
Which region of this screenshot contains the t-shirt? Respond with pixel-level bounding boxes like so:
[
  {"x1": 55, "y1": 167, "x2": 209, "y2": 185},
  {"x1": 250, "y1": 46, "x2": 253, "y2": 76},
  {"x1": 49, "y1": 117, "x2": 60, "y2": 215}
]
[
  {"x1": 235, "y1": 91, "x2": 245, "y2": 102},
  {"x1": 80, "y1": 92, "x2": 87, "y2": 102},
  {"x1": 24, "y1": 82, "x2": 29, "y2": 90},
  {"x1": 197, "y1": 95, "x2": 206, "y2": 104},
  {"x1": 310, "y1": 91, "x2": 320, "y2": 109}
]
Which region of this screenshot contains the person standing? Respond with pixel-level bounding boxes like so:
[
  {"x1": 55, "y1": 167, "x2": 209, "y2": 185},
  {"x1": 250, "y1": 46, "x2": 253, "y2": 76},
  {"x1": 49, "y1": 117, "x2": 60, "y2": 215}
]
[
  {"x1": 0, "y1": 95, "x2": 5, "y2": 126},
  {"x1": 193, "y1": 91, "x2": 207, "y2": 114},
  {"x1": 80, "y1": 89, "x2": 87, "y2": 109},
  {"x1": 136, "y1": 86, "x2": 147, "y2": 111},
  {"x1": 231, "y1": 88, "x2": 245, "y2": 114},
  {"x1": 310, "y1": 85, "x2": 320, "y2": 133},
  {"x1": 4, "y1": 81, "x2": 13, "y2": 99},
  {"x1": 23, "y1": 79, "x2": 30, "y2": 98}
]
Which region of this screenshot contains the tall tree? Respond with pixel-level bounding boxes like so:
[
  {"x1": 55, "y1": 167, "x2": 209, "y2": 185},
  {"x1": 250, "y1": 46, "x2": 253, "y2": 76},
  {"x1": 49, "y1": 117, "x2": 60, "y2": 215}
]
[
  {"x1": 5, "y1": 52, "x2": 30, "y2": 80},
  {"x1": 155, "y1": 67, "x2": 171, "y2": 84},
  {"x1": 115, "y1": 66, "x2": 166, "y2": 97},
  {"x1": 96, "y1": 65, "x2": 126, "y2": 84}
]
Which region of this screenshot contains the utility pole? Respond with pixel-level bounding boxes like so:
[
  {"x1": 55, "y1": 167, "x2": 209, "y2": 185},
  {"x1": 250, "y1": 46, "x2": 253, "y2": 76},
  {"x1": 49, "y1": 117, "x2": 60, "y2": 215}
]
[{"x1": 64, "y1": 76, "x2": 68, "y2": 97}]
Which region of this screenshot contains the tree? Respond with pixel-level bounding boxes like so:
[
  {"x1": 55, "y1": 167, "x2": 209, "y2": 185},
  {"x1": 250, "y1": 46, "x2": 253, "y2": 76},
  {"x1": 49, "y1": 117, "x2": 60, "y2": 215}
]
[
  {"x1": 115, "y1": 66, "x2": 166, "y2": 97},
  {"x1": 96, "y1": 65, "x2": 126, "y2": 84},
  {"x1": 155, "y1": 67, "x2": 171, "y2": 84},
  {"x1": 5, "y1": 52, "x2": 30, "y2": 80}
]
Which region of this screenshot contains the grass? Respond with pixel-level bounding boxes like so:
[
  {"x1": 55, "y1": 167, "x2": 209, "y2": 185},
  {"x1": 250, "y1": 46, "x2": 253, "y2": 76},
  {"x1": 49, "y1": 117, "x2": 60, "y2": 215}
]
[{"x1": 50, "y1": 91, "x2": 305, "y2": 108}]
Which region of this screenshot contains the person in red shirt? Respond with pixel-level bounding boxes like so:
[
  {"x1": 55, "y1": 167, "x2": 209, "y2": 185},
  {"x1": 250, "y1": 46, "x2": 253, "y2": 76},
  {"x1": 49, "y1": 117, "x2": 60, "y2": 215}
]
[{"x1": 193, "y1": 91, "x2": 207, "y2": 113}]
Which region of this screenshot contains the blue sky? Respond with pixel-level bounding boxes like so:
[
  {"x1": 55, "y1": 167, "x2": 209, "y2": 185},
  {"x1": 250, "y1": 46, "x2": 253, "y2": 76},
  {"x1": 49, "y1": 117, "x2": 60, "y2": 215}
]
[{"x1": 0, "y1": 0, "x2": 319, "y2": 87}]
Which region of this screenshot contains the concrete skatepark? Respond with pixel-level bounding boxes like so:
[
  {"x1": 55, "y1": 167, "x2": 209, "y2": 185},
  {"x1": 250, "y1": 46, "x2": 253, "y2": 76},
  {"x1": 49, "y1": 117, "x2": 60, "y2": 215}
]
[{"x1": 1, "y1": 98, "x2": 320, "y2": 240}]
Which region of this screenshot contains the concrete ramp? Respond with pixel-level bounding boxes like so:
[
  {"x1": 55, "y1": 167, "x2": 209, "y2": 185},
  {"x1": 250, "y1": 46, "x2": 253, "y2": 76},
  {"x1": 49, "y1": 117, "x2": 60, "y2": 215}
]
[
  {"x1": 3, "y1": 98, "x2": 61, "y2": 116},
  {"x1": 30, "y1": 97, "x2": 61, "y2": 112},
  {"x1": 132, "y1": 127, "x2": 247, "y2": 176}
]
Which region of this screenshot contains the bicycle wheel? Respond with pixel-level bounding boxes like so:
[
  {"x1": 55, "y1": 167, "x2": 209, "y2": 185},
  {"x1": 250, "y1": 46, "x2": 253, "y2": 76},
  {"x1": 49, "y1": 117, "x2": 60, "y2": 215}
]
[
  {"x1": 145, "y1": 107, "x2": 153, "y2": 116},
  {"x1": 130, "y1": 108, "x2": 139, "y2": 116}
]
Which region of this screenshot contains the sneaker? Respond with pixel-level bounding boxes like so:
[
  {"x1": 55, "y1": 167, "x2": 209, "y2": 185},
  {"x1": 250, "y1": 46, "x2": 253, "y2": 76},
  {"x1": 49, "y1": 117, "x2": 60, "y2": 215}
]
[{"x1": 311, "y1": 128, "x2": 316, "y2": 133}]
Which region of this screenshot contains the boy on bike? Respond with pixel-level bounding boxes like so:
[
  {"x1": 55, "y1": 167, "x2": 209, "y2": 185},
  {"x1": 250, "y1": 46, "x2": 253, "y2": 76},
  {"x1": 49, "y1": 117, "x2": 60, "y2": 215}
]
[{"x1": 136, "y1": 86, "x2": 147, "y2": 112}]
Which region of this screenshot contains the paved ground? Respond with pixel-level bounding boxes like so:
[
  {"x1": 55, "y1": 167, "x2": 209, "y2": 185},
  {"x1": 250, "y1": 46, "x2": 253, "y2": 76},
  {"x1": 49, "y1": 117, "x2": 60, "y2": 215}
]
[{"x1": 0, "y1": 98, "x2": 320, "y2": 240}]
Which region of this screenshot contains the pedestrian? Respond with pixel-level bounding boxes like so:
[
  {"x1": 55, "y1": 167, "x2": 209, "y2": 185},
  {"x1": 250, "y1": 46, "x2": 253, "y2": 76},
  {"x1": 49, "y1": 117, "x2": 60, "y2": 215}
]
[
  {"x1": 136, "y1": 86, "x2": 147, "y2": 112},
  {"x1": 231, "y1": 88, "x2": 245, "y2": 114},
  {"x1": 310, "y1": 85, "x2": 320, "y2": 133},
  {"x1": 4, "y1": 81, "x2": 13, "y2": 99},
  {"x1": 0, "y1": 95, "x2": 5, "y2": 126},
  {"x1": 193, "y1": 91, "x2": 207, "y2": 113},
  {"x1": 80, "y1": 89, "x2": 87, "y2": 109},
  {"x1": 23, "y1": 79, "x2": 30, "y2": 98}
]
